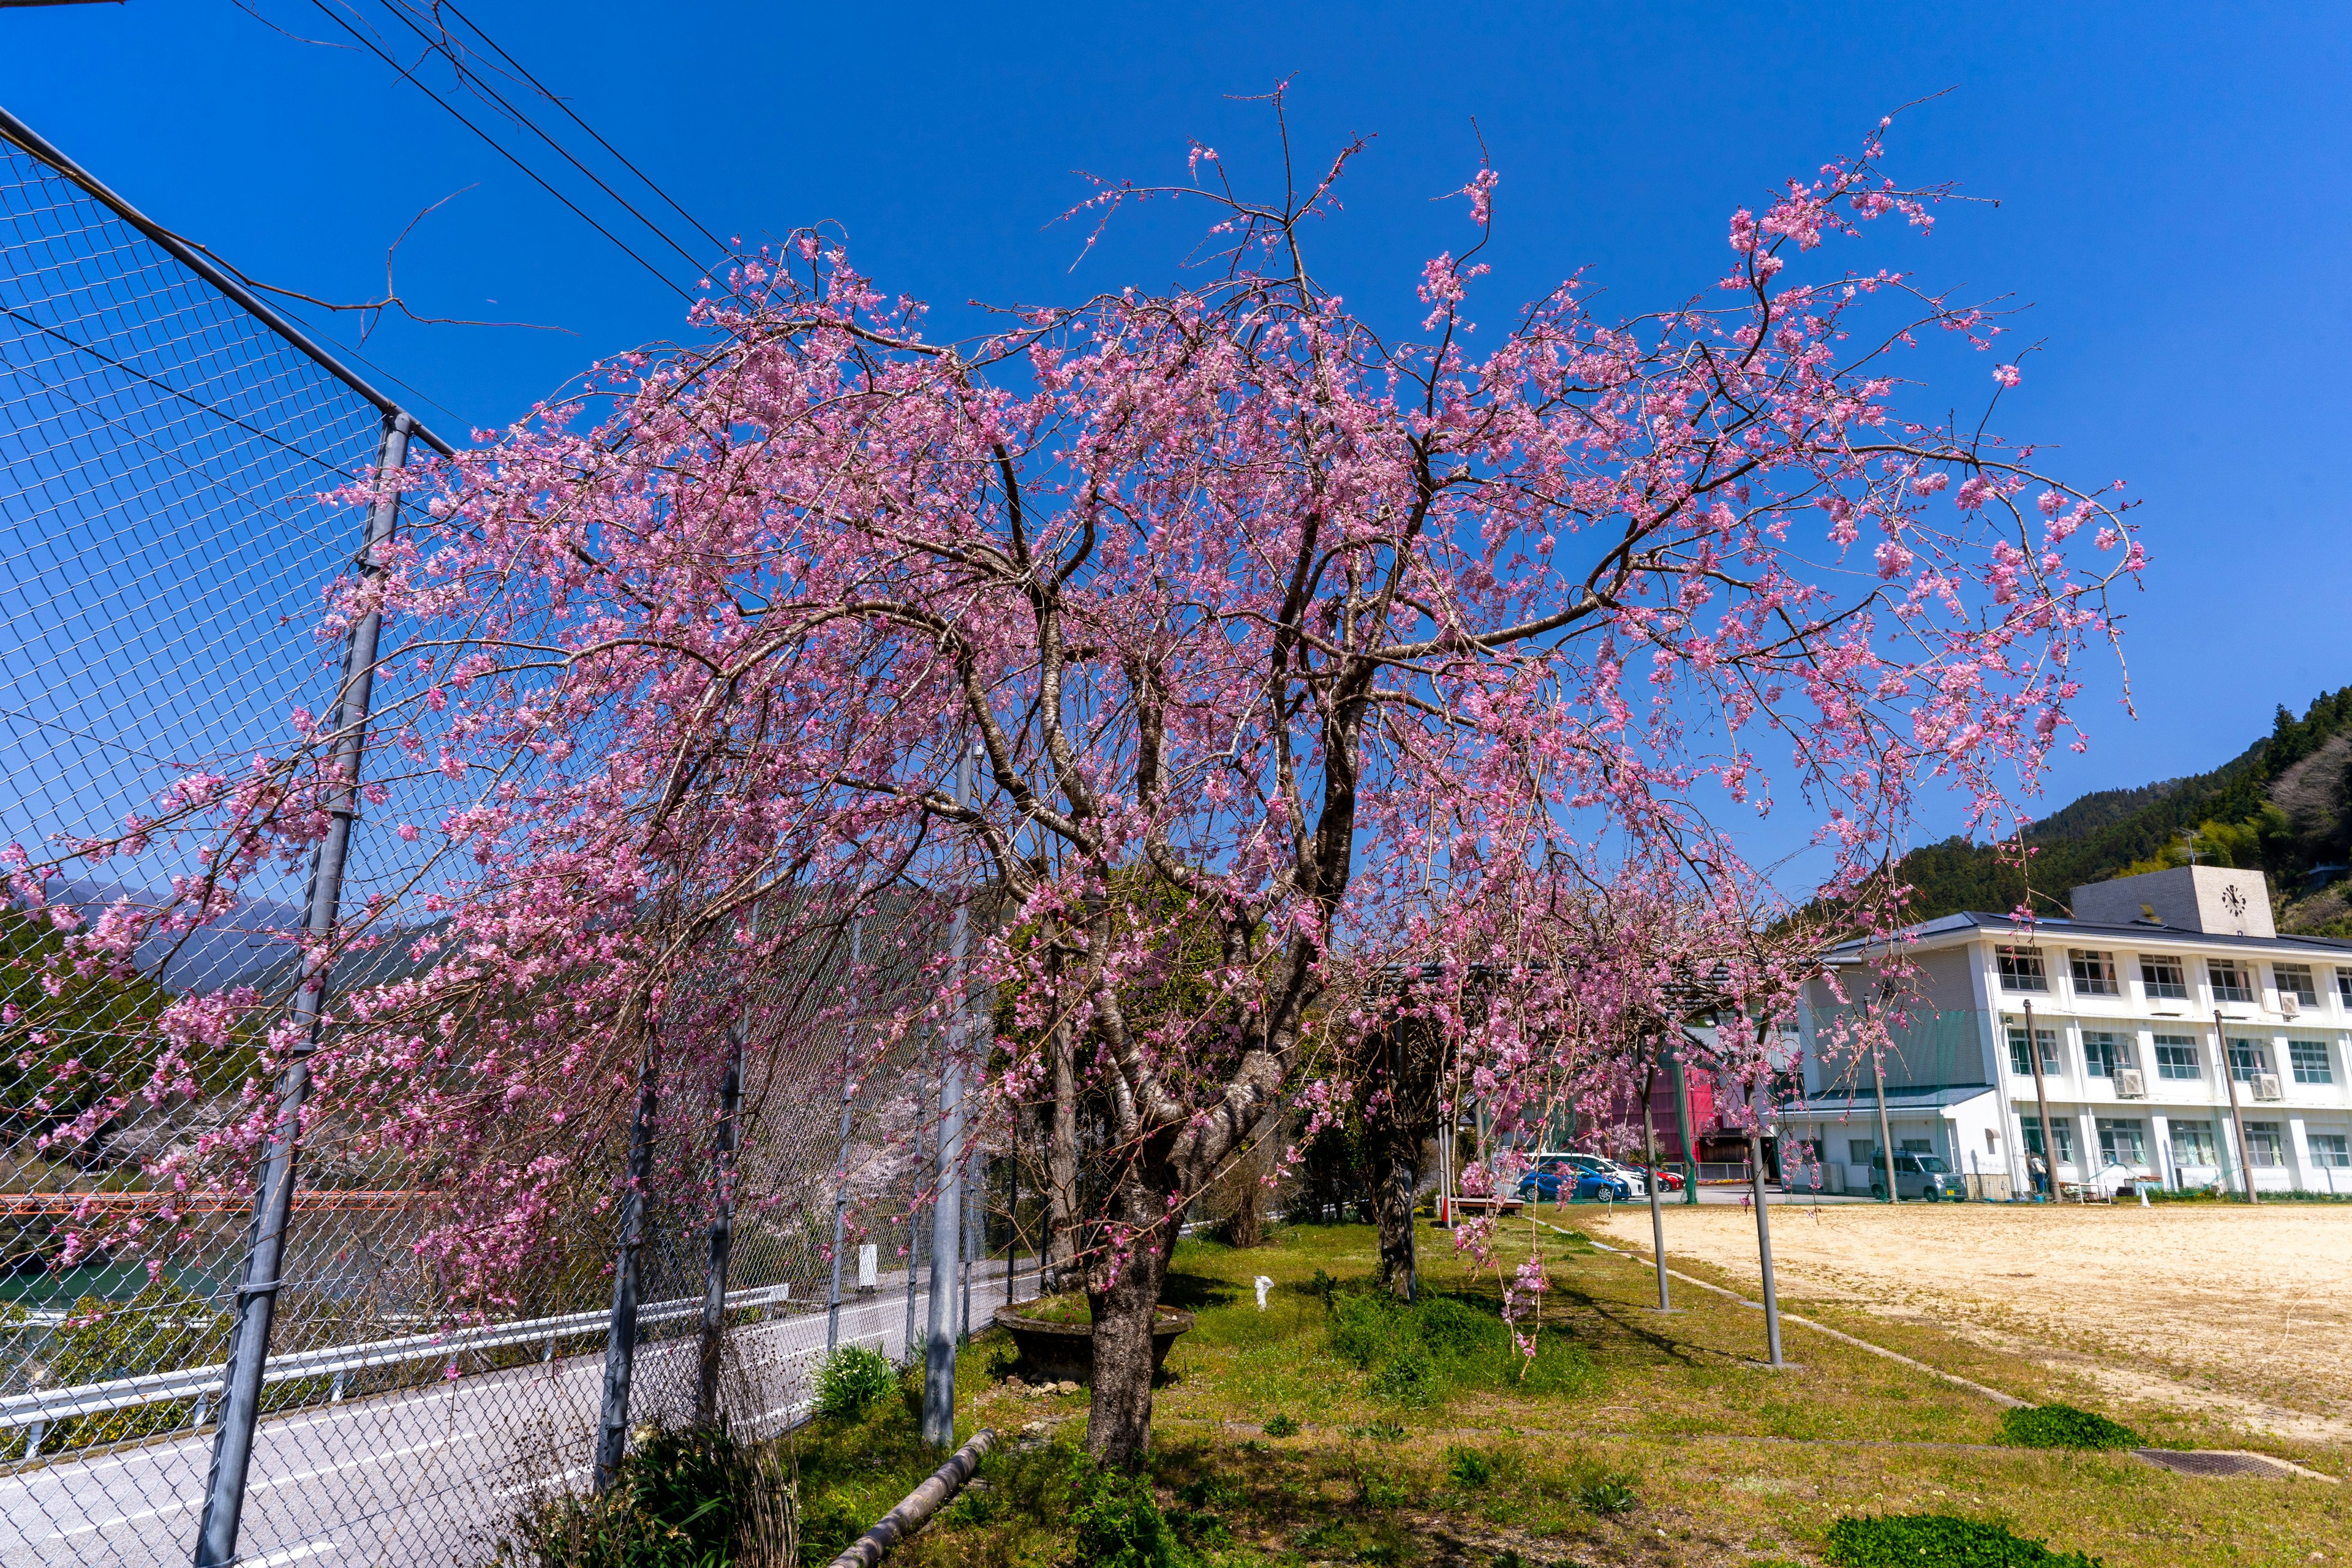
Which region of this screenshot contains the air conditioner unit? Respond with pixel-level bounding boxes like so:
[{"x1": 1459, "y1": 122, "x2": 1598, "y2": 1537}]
[
  {"x1": 2113, "y1": 1068, "x2": 2146, "y2": 1099},
  {"x1": 2252, "y1": 1073, "x2": 2284, "y2": 1102}
]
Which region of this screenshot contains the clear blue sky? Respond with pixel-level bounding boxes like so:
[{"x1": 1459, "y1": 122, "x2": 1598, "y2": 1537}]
[{"x1": 7, "y1": 1, "x2": 2348, "y2": 864}]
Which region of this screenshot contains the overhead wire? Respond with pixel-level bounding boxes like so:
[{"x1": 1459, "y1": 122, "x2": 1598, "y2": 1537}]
[
  {"x1": 429, "y1": 0, "x2": 731, "y2": 258},
  {"x1": 367, "y1": 0, "x2": 722, "y2": 279},
  {"x1": 306, "y1": 0, "x2": 696, "y2": 304}
]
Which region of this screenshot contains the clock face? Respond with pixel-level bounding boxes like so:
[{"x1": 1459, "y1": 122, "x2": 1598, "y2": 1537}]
[{"x1": 2222, "y1": 886, "x2": 2248, "y2": 917}]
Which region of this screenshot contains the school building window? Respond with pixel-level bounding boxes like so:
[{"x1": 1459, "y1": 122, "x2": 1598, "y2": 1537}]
[
  {"x1": 2209, "y1": 959, "x2": 2255, "y2": 1004},
  {"x1": 2154, "y1": 1037, "x2": 2200, "y2": 1080},
  {"x1": 2096, "y1": 1118, "x2": 2147, "y2": 1165},
  {"x1": 2275, "y1": 963, "x2": 2319, "y2": 1005},
  {"x1": 2069, "y1": 949, "x2": 2118, "y2": 995},
  {"x1": 1997, "y1": 947, "x2": 2049, "y2": 993},
  {"x1": 2290, "y1": 1041, "x2": 2334, "y2": 1085},
  {"x1": 2171, "y1": 1120, "x2": 2218, "y2": 1167},
  {"x1": 2337, "y1": 968, "x2": 2352, "y2": 1006},
  {"x1": 2244, "y1": 1121, "x2": 2285, "y2": 1167},
  {"x1": 2021, "y1": 1120, "x2": 2075, "y2": 1163},
  {"x1": 2006, "y1": 1024, "x2": 2059, "y2": 1077},
  {"x1": 2140, "y1": 955, "x2": 2188, "y2": 1000},
  {"x1": 2082, "y1": 1031, "x2": 2132, "y2": 1077},
  {"x1": 2312, "y1": 1134, "x2": 2351, "y2": 1169},
  {"x1": 2226, "y1": 1038, "x2": 2269, "y2": 1083}
]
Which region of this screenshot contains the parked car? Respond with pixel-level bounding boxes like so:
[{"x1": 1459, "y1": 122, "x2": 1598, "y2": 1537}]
[
  {"x1": 1872, "y1": 1152, "x2": 1964, "y2": 1201},
  {"x1": 1518, "y1": 1166, "x2": 1635, "y2": 1203},
  {"x1": 1563, "y1": 1153, "x2": 1652, "y2": 1197}
]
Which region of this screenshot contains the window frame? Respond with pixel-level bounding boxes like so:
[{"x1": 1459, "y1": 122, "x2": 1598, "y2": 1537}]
[
  {"x1": 1996, "y1": 945, "x2": 2050, "y2": 993},
  {"x1": 2244, "y1": 1120, "x2": 2285, "y2": 1167},
  {"x1": 2081, "y1": 1030, "x2": 2133, "y2": 1078},
  {"x1": 2153, "y1": 1036, "x2": 2201, "y2": 1080},
  {"x1": 2275, "y1": 963, "x2": 2319, "y2": 1006},
  {"x1": 2139, "y1": 954, "x2": 2188, "y2": 1001},
  {"x1": 2095, "y1": 1117, "x2": 2147, "y2": 1166},
  {"x1": 2005, "y1": 1023, "x2": 2060, "y2": 1077},
  {"x1": 2209, "y1": 958, "x2": 2255, "y2": 1004},
  {"x1": 2310, "y1": 1133, "x2": 2351, "y2": 1169},
  {"x1": 2171, "y1": 1120, "x2": 2218, "y2": 1167},
  {"x1": 2226, "y1": 1037, "x2": 2269, "y2": 1084},
  {"x1": 2068, "y1": 949, "x2": 2119, "y2": 996},
  {"x1": 2337, "y1": 968, "x2": 2352, "y2": 1007},
  {"x1": 2288, "y1": 1039, "x2": 2334, "y2": 1085}
]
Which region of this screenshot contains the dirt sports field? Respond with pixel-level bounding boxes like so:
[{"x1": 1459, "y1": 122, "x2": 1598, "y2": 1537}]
[{"x1": 1581, "y1": 1200, "x2": 2352, "y2": 1447}]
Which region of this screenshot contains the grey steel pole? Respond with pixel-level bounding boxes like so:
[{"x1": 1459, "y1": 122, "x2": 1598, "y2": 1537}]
[
  {"x1": 1642, "y1": 1058, "x2": 1672, "y2": 1312},
  {"x1": 1747, "y1": 1111, "x2": 1787, "y2": 1369},
  {"x1": 827, "y1": 918, "x2": 864, "y2": 1354},
  {"x1": 922, "y1": 742, "x2": 975, "y2": 1446},
  {"x1": 695, "y1": 1015, "x2": 744, "y2": 1427},
  {"x1": 901, "y1": 1091, "x2": 924, "y2": 1362},
  {"x1": 2024, "y1": 997, "x2": 2058, "y2": 1202},
  {"x1": 1872, "y1": 1046, "x2": 1899, "y2": 1204},
  {"x1": 2215, "y1": 1008, "x2": 2258, "y2": 1204},
  {"x1": 194, "y1": 413, "x2": 410, "y2": 1568},
  {"x1": 593, "y1": 1042, "x2": 661, "y2": 1491}
]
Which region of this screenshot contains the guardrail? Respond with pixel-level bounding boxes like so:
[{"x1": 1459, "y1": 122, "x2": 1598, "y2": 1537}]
[{"x1": 2, "y1": 1281, "x2": 793, "y2": 1458}]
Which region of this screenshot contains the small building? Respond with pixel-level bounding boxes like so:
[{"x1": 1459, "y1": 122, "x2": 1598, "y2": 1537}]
[{"x1": 1795, "y1": 866, "x2": 2352, "y2": 1197}]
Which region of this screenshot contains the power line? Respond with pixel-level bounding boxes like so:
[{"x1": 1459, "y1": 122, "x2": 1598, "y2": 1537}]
[
  {"x1": 432, "y1": 0, "x2": 731, "y2": 258},
  {"x1": 369, "y1": 0, "x2": 719, "y2": 279},
  {"x1": 307, "y1": 0, "x2": 696, "y2": 304}
]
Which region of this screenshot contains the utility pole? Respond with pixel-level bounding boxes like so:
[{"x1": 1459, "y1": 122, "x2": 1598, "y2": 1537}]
[
  {"x1": 827, "y1": 918, "x2": 864, "y2": 1354},
  {"x1": 921, "y1": 741, "x2": 976, "y2": 1447},
  {"x1": 2024, "y1": 998, "x2": 2059, "y2": 1202},
  {"x1": 2215, "y1": 1008, "x2": 2258, "y2": 1204}
]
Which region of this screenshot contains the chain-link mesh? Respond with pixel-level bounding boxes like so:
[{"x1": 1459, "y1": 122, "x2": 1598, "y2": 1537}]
[{"x1": 0, "y1": 126, "x2": 1014, "y2": 1568}]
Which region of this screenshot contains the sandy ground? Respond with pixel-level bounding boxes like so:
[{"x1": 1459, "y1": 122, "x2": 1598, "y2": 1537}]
[{"x1": 1579, "y1": 1200, "x2": 2352, "y2": 1444}]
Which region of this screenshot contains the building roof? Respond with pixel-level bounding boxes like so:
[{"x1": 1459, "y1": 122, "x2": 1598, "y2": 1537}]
[{"x1": 1825, "y1": 911, "x2": 2352, "y2": 963}]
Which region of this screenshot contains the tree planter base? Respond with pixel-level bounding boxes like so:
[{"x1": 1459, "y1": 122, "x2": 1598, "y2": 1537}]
[{"x1": 991, "y1": 1303, "x2": 1194, "y2": 1385}]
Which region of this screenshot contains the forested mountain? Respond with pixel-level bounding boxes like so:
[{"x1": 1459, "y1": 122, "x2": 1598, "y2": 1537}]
[{"x1": 1891, "y1": 685, "x2": 2352, "y2": 936}]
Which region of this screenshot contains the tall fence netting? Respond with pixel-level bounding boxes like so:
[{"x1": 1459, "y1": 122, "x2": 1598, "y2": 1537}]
[{"x1": 1, "y1": 129, "x2": 1001, "y2": 1568}]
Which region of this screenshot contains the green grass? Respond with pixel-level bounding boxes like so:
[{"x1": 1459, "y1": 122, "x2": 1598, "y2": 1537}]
[
  {"x1": 1825, "y1": 1513, "x2": 2103, "y2": 1567},
  {"x1": 774, "y1": 1221, "x2": 2348, "y2": 1567}
]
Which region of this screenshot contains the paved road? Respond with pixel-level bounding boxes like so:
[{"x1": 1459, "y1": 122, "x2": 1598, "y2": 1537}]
[{"x1": 1, "y1": 1264, "x2": 1030, "y2": 1568}]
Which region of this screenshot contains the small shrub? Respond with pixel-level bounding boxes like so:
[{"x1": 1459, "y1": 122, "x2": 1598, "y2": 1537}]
[
  {"x1": 1998, "y1": 1403, "x2": 2142, "y2": 1450},
  {"x1": 1568, "y1": 1462, "x2": 1640, "y2": 1516},
  {"x1": 1344, "y1": 1421, "x2": 1408, "y2": 1443},
  {"x1": 499, "y1": 1424, "x2": 776, "y2": 1568},
  {"x1": 1069, "y1": 1463, "x2": 1189, "y2": 1568},
  {"x1": 1825, "y1": 1513, "x2": 2104, "y2": 1567},
  {"x1": 1178, "y1": 1473, "x2": 1244, "y2": 1510},
  {"x1": 1369, "y1": 1338, "x2": 1439, "y2": 1406},
  {"x1": 813, "y1": 1345, "x2": 896, "y2": 1421},
  {"x1": 1445, "y1": 1446, "x2": 1494, "y2": 1488},
  {"x1": 1262, "y1": 1412, "x2": 1299, "y2": 1437}
]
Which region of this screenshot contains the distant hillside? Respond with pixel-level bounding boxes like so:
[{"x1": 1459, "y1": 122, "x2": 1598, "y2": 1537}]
[{"x1": 1893, "y1": 685, "x2": 2352, "y2": 936}]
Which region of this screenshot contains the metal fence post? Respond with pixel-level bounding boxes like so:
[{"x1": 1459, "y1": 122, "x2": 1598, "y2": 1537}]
[
  {"x1": 827, "y1": 919, "x2": 863, "y2": 1355},
  {"x1": 902, "y1": 1088, "x2": 924, "y2": 1362},
  {"x1": 921, "y1": 743, "x2": 973, "y2": 1446},
  {"x1": 695, "y1": 1014, "x2": 744, "y2": 1427},
  {"x1": 192, "y1": 413, "x2": 412, "y2": 1568},
  {"x1": 593, "y1": 1038, "x2": 662, "y2": 1490}
]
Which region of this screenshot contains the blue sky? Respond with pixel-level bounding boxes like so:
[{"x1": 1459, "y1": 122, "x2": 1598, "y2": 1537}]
[{"x1": 7, "y1": 0, "x2": 2348, "y2": 870}]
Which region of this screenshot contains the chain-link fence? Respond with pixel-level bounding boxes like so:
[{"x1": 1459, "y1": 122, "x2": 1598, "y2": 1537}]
[{"x1": 0, "y1": 107, "x2": 1021, "y2": 1568}]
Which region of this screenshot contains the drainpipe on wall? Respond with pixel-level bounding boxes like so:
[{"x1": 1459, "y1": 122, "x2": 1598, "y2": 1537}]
[{"x1": 2215, "y1": 1008, "x2": 2258, "y2": 1204}]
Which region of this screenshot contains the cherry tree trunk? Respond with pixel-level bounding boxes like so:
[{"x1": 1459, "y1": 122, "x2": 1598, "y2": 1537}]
[
  {"x1": 1369, "y1": 1129, "x2": 1419, "y2": 1300},
  {"x1": 1046, "y1": 1021, "x2": 1079, "y2": 1289},
  {"x1": 1084, "y1": 1162, "x2": 1179, "y2": 1471}
]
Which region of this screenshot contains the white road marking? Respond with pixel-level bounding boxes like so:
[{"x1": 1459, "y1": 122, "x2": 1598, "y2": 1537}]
[
  {"x1": 47, "y1": 1434, "x2": 475, "y2": 1538},
  {"x1": 251, "y1": 1539, "x2": 341, "y2": 1566}
]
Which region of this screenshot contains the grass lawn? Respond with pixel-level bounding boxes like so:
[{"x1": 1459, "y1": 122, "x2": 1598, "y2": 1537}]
[{"x1": 785, "y1": 1219, "x2": 2346, "y2": 1567}]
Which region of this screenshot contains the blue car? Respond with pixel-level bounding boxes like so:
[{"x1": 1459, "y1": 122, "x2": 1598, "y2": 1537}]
[{"x1": 1517, "y1": 1166, "x2": 1632, "y2": 1203}]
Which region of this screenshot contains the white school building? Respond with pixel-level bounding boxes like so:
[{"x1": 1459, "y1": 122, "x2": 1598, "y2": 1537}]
[{"x1": 1792, "y1": 865, "x2": 2352, "y2": 1199}]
